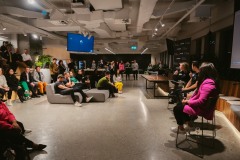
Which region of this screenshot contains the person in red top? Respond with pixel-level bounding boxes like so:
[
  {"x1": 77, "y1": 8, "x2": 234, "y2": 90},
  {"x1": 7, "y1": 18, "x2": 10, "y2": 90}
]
[
  {"x1": 0, "y1": 101, "x2": 47, "y2": 152},
  {"x1": 119, "y1": 60, "x2": 125, "y2": 79}
]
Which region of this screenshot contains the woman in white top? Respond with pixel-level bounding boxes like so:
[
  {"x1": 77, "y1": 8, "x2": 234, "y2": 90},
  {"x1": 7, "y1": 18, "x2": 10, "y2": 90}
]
[
  {"x1": 113, "y1": 70, "x2": 123, "y2": 93},
  {"x1": 0, "y1": 68, "x2": 10, "y2": 105}
]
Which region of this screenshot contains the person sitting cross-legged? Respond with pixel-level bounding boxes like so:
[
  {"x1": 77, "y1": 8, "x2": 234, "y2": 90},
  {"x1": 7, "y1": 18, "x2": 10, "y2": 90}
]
[
  {"x1": 5, "y1": 68, "x2": 25, "y2": 104},
  {"x1": 171, "y1": 62, "x2": 219, "y2": 133},
  {"x1": 63, "y1": 72, "x2": 93, "y2": 103},
  {"x1": 20, "y1": 67, "x2": 40, "y2": 98},
  {"x1": 33, "y1": 66, "x2": 48, "y2": 95},
  {"x1": 54, "y1": 74, "x2": 82, "y2": 107},
  {"x1": 0, "y1": 100, "x2": 46, "y2": 159}
]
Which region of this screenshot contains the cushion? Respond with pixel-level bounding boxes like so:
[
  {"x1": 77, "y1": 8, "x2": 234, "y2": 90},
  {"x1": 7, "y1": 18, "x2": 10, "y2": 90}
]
[{"x1": 85, "y1": 89, "x2": 109, "y2": 102}]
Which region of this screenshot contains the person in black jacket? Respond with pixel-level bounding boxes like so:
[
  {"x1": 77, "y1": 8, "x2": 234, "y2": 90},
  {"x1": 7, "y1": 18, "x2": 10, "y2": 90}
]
[
  {"x1": 58, "y1": 60, "x2": 66, "y2": 75},
  {"x1": 5, "y1": 69, "x2": 25, "y2": 102},
  {"x1": 20, "y1": 67, "x2": 40, "y2": 98}
]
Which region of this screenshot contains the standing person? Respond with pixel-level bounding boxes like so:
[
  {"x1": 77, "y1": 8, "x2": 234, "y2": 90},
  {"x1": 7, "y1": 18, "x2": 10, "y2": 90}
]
[
  {"x1": 68, "y1": 59, "x2": 75, "y2": 73},
  {"x1": 20, "y1": 67, "x2": 40, "y2": 98},
  {"x1": 97, "y1": 71, "x2": 117, "y2": 98},
  {"x1": 54, "y1": 74, "x2": 82, "y2": 107},
  {"x1": 5, "y1": 69, "x2": 25, "y2": 103},
  {"x1": 113, "y1": 70, "x2": 123, "y2": 94},
  {"x1": 12, "y1": 48, "x2": 27, "y2": 72},
  {"x1": 91, "y1": 60, "x2": 97, "y2": 69},
  {"x1": 125, "y1": 61, "x2": 131, "y2": 80},
  {"x1": 21, "y1": 49, "x2": 33, "y2": 68},
  {"x1": 33, "y1": 66, "x2": 48, "y2": 95},
  {"x1": 132, "y1": 60, "x2": 139, "y2": 80},
  {"x1": 119, "y1": 60, "x2": 125, "y2": 79},
  {"x1": 109, "y1": 61, "x2": 115, "y2": 83},
  {"x1": 50, "y1": 58, "x2": 58, "y2": 82},
  {"x1": 98, "y1": 59, "x2": 104, "y2": 68},
  {"x1": 0, "y1": 68, "x2": 10, "y2": 104},
  {"x1": 58, "y1": 60, "x2": 66, "y2": 75},
  {"x1": 171, "y1": 62, "x2": 219, "y2": 133}
]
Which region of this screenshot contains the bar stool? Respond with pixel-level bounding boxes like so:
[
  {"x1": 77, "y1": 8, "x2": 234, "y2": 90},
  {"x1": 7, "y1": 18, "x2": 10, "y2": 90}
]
[{"x1": 175, "y1": 96, "x2": 219, "y2": 158}]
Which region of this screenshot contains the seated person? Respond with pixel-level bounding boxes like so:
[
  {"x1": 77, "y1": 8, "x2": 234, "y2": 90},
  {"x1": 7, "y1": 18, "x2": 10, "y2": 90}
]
[
  {"x1": 33, "y1": 66, "x2": 47, "y2": 95},
  {"x1": 5, "y1": 69, "x2": 25, "y2": 104},
  {"x1": 54, "y1": 74, "x2": 82, "y2": 107},
  {"x1": 171, "y1": 62, "x2": 219, "y2": 133},
  {"x1": 113, "y1": 70, "x2": 123, "y2": 94},
  {"x1": 20, "y1": 67, "x2": 40, "y2": 98},
  {"x1": 64, "y1": 72, "x2": 93, "y2": 103},
  {"x1": 75, "y1": 69, "x2": 91, "y2": 89},
  {"x1": 147, "y1": 63, "x2": 153, "y2": 71},
  {"x1": 0, "y1": 100, "x2": 46, "y2": 159},
  {"x1": 21, "y1": 49, "x2": 33, "y2": 68},
  {"x1": 172, "y1": 62, "x2": 190, "y2": 87},
  {"x1": 97, "y1": 71, "x2": 117, "y2": 98},
  {"x1": 169, "y1": 61, "x2": 200, "y2": 104},
  {"x1": 0, "y1": 68, "x2": 10, "y2": 105}
]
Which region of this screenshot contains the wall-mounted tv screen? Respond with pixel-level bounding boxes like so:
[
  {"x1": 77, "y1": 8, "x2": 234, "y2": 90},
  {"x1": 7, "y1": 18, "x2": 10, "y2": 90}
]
[{"x1": 67, "y1": 33, "x2": 94, "y2": 53}]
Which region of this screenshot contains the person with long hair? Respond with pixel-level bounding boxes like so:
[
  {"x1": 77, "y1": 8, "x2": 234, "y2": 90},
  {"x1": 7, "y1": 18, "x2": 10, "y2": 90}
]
[
  {"x1": 58, "y1": 60, "x2": 66, "y2": 75},
  {"x1": 113, "y1": 70, "x2": 123, "y2": 93},
  {"x1": 5, "y1": 69, "x2": 25, "y2": 104},
  {"x1": 171, "y1": 62, "x2": 219, "y2": 133}
]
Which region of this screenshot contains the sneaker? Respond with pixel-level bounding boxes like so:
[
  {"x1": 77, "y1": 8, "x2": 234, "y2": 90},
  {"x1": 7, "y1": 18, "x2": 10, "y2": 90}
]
[
  {"x1": 86, "y1": 96, "x2": 93, "y2": 103},
  {"x1": 74, "y1": 101, "x2": 82, "y2": 107},
  {"x1": 24, "y1": 90, "x2": 30, "y2": 94},
  {"x1": 24, "y1": 129, "x2": 32, "y2": 135},
  {"x1": 7, "y1": 100, "x2": 13, "y2": 106},
  {"x1": 171, "y1": 127, "x2": 186, "y2": 134},
  {"x1": 118, "y1": 90, "x2": 123, "y2": 94}
]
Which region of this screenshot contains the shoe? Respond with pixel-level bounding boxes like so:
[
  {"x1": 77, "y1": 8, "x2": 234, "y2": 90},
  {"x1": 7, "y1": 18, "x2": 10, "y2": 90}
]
[
  {"x1": 24, "y1": 90, "x2": 30, "y2": 94},
  {"x1": 171, "y1": 127, "x2": 186, "y2": 134},
  {"x1": 118, "y1": 90, "x2": 123, "y2": 94},
  {"x1": 34, "y1": 95, "x2": 40, "y2": 98},
  {"x1": 7, "y1": 100, "x2": 13, "y2": 106},
  {"x1": 86, "y1": 96, "x2": 93, "y2": 103},
  {"x1": 111, "y1": 94, "x2": 115, "y2": 98},
  {"x1": 24, "y1": 129, "x2": 32, "y2": 134},
  {"x1": 33, "y1": 144, "x2": 47, "y2": 151},
  {"x1": 74, "y1": 101, "x2": 82, "y2": 107}
]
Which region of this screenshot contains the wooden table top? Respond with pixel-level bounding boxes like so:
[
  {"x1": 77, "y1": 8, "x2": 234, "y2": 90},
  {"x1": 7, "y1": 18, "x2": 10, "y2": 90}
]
[{"x1": 141, "y1": 74, "x2": 169, "y2": 82}]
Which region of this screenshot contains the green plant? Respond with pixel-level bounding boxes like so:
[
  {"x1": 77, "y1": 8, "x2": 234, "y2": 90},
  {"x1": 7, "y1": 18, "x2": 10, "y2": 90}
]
[{"x1": 35, "y1": 55, "x2": 52, "y2": 68}]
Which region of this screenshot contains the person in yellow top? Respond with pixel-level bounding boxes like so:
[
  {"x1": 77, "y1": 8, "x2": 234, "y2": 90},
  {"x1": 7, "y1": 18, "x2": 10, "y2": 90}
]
[
  {"x1": 50, "y1": 58, "x2": 58, "y2": 82},
  {"x1": 113, "y1": 70, "x2": 123, "y2": 93}
]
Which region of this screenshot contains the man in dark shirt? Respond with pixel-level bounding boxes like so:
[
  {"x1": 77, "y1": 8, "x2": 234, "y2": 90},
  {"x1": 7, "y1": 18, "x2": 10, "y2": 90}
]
[
  {"x1": 97, "y1": 71, "x2": 117, "y2": 98},
  {"x1": 63, "y1": 72, "x2": 92, "y2": 103},
  {"x1": 54, "y1": 74, "x2": 82, "y2": 107},
  {"x1": 20, "y1": 67, "x2": 40, "y2": 98}
]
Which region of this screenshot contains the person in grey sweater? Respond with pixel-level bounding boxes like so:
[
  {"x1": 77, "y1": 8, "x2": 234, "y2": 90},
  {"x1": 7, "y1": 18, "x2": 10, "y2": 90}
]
[{"x1": 132, "y1": 60, "x2": 139, "y2": 80}]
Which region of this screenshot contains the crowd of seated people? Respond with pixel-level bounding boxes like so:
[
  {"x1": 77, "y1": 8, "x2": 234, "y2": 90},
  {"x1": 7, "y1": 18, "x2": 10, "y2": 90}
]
[{"x1": 171, "y1": 62, "x2": 219, "y2": 133}]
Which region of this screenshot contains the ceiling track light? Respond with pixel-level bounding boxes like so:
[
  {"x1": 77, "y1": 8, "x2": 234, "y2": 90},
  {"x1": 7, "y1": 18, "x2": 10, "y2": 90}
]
[
  {"x1": 160, "y1": 21, "x2": 165, "y2": 27},
  {"x1": 105, "y1": 48, "x2": 116, "y2": 55},
  {"x1": 140, "y1": 48, "x2": 148, "y2": 55}
]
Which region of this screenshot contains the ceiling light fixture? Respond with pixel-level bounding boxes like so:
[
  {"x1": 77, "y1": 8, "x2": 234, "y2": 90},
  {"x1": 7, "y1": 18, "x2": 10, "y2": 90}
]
[
  {"x1": 105, "y1": 48, "x2": 116, "y2": 55},
  {"x1": 140, "y1": 48, "x2": 148, "y2": 55},
  {"x1": 32, "y1": 34, "x2": 38, "y2": 39},
  {"x1": 152, "y1": 0, "x2": 175, "y2": 37},
  {"x1": 155, "y1": 28, "x2": 158, "y2": 31},
  {"x1": 160, "y1": 21, "x2": 165, "y2": 27},
  {"x1": 28, "y1": 0, "x2": 35, "y2": 4}
]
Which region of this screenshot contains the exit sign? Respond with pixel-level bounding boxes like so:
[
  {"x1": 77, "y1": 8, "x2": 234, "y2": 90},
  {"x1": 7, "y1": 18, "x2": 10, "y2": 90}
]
[{"x1": 131, "y1": 46, "x2": 137, "y2": 50}]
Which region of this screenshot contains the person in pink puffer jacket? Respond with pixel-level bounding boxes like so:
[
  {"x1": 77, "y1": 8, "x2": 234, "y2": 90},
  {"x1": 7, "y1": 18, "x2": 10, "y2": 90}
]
[{"x1": 171, "y1": 62, "x2": 219, "y2": 133}]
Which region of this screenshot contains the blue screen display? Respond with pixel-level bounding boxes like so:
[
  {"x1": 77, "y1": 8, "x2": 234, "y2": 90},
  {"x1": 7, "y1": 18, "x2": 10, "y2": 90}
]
[{"x1": 67, "y1": 33, "x2": 94, "y2": 52}]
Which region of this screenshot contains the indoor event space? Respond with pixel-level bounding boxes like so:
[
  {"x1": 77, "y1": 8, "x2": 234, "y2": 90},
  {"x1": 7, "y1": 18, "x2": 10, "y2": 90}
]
[{"x1": 1, "y1": 0, "x2": 240, "y2": 159}]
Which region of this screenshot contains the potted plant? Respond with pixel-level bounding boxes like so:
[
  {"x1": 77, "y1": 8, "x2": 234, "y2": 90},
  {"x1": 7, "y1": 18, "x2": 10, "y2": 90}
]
[{"x1": 35, "y1": 54, "x2": 52, "y2": 83}]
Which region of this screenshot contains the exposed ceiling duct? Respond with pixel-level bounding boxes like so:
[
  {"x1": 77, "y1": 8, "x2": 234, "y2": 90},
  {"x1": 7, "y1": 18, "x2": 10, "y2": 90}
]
[
  {"x1": 89, "y1": 0, "x2": 122, "y2": 10},
  {"x1": 136, "y1": 0, "x2": 158, "y2": 33}
]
